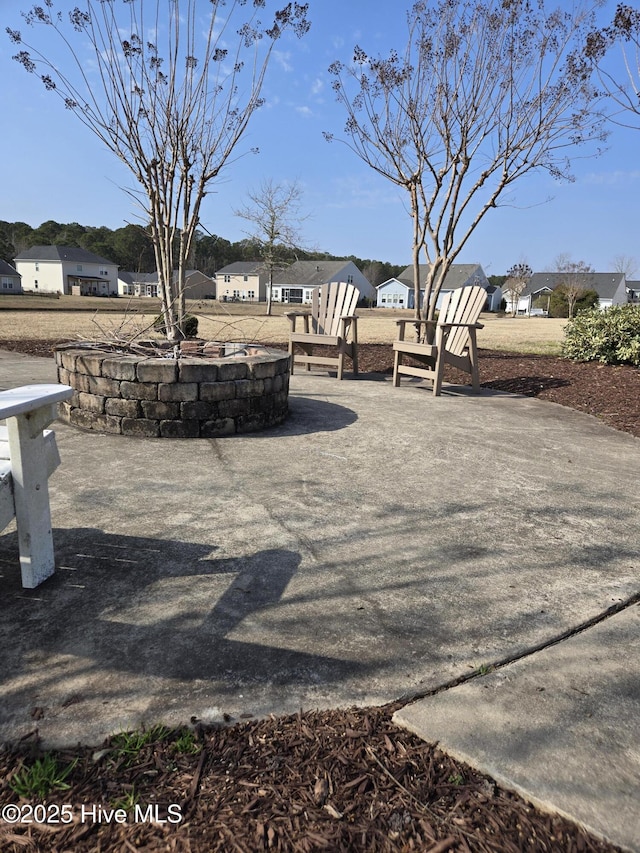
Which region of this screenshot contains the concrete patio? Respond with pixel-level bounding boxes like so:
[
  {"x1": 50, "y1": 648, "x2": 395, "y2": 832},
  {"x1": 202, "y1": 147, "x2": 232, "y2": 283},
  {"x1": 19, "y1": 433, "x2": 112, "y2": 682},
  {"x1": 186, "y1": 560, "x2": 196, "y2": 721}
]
[{"x1": 1, "y1": 349, "x2": 638, "y2": 851}]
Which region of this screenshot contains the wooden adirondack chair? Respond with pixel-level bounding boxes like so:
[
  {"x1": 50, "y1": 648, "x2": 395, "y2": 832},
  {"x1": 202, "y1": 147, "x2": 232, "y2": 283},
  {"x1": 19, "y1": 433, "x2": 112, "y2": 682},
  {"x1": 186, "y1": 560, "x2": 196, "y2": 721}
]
[
  {"x1": 392, "y1": 285, "x2": 486, "y2": 396},
  {"x1": 0, "y1": 384, "x2": 73, "y2": 588},
  {"x1": 286, "y1": 282, "x2": 359, "y2": 380}
]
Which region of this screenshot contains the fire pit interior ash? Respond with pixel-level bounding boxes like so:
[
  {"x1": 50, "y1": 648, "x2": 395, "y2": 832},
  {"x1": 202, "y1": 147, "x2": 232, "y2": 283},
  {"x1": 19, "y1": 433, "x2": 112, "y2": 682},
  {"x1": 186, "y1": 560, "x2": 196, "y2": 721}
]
[{"x1": 54, "y1": 340, "x2": 290, "y2": 438}]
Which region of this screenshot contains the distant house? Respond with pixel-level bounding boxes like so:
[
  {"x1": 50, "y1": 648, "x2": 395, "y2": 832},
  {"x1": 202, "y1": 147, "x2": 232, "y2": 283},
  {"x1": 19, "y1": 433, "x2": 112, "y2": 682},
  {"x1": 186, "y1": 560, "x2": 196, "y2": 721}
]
[
  {"x1": 118, "y1": 269, "x2": 216, "y2": 299},
  {"x1": 0, "y1": 260, "x2": 22, "y2": 294},
  {"x1": 14, "y1": 246, "x2": 119, "y2": 296},
  {"x1": 517, "y1": 272, "x2": 629, "y2": 314},
  {"x1": 626, "y1": 280, "x2": 640, "y2": 304},
  {"x1": 376, "y1": 263, "x2": 498, "y2": 311},
  {"x1": 271, "y1": 260, "x2": 375, "y2": 304},
  {"x1": 215, "y1": 262, "x2": 268, "y2": 302}
]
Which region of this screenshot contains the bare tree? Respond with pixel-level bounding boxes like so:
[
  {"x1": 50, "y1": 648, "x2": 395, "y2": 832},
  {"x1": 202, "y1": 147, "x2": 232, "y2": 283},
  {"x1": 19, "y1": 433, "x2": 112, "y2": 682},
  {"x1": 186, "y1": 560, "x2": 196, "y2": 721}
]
[
  {"x1": 7, "y1": 1, "x2": 309, "y2": 343},
  {"x1": 503, "y1": 262, "x2": 533, "y2": 316},
  {"x1": 587, "y1": 4, "x2": 640, "y2": 128},
  {"x1": 234, "y1": 179, "x2": 310, "y2": 315},
  {"x1": 554, "y1": 257, "x2": 594, "y2": 319},
  {"x1": 611, "y1": 253, "x2": 638, "y2": 279},
  {"x1": 325, "y1": 0, "x2": 606, "y2": 326}
]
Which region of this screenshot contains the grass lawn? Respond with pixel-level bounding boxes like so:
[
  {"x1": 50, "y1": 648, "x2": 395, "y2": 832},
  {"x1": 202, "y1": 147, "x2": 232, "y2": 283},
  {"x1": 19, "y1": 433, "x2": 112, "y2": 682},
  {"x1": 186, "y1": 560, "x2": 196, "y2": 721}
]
[{"x1": 0, "y1": 296, "x2": 567, "y2": 354}]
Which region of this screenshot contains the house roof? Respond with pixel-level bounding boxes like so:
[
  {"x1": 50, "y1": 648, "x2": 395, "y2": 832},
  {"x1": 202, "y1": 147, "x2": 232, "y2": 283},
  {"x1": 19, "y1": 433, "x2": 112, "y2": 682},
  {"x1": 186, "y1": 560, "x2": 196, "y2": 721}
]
[
  {"x1": 119, "y1": 270, "x2": 206, "y2": 284},
  {"x1": 0, "y1": 260, "x2": 20, "y2": 278},
  {"x1": 216, "y1": 261, "x2": 264, "y2": 275},
  {"x1": 398, "y1": 263, "x2": 486, "y2": 290},
  {"x1": 274, "y1": 260, "x2": 357, "y2": 287},
  {"x1": 14, "y1": 245, "x2": 117, "y2": 267},
  {"x1": 526, "y1": 272, "x2": 626, "y2": 299}
]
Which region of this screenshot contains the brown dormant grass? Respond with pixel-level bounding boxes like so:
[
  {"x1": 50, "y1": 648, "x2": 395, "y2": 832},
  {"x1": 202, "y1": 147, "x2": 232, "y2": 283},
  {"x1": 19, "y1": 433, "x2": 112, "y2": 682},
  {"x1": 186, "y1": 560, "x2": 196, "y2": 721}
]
[{"x1": 0, "y1": 298, "x2": 568, "y2": 354}]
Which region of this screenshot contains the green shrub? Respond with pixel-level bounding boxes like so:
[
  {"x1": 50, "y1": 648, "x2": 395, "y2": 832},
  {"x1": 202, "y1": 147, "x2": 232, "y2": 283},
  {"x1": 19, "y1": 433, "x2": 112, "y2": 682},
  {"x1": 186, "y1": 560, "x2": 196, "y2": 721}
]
[
  {"x1": 549, "y1": 286, "x2": 599, "y2": 318},
  {"x1": 562, "y1": 304, "x2": 640, "y2": 366},
  {"x1": 154, "y1": 314, "x2": 199, "y2": 339}
]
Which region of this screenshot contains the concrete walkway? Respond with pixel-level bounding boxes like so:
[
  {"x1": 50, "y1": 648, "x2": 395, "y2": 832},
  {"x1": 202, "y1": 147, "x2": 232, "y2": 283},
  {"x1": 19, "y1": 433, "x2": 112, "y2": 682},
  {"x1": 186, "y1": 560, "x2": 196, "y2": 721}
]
[{"x1": 1, "y1": 350, "x2": 638, "y2": 851}]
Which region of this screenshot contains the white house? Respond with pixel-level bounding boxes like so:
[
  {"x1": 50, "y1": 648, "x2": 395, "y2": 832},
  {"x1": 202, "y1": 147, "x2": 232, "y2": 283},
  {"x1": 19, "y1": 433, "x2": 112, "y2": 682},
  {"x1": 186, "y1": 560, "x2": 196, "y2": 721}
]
[
  {"x1": 626, "y1": 280, "x2": 640, "y2": 304},
  {"x1": 118, "y1": 269, "x2": 216, "y2": 299},
  {"x1": 517, "y1": 272, "x2": 629, "y2": 314},
  {"x1": 271, "y1": 260, "x2": 375, "y2": 304},
  {"x1": 376, "y1": 263, "x2": 498, "y2": 311},
  {"x1": 215, "y1": 262, "x2": 268, "y2": 302},
  {"x1": 0, "y1": 260, "x2": 22, "y2": 294},
  {"x1": 14, "y1": 246, "x2": 119, "y2": 296}
]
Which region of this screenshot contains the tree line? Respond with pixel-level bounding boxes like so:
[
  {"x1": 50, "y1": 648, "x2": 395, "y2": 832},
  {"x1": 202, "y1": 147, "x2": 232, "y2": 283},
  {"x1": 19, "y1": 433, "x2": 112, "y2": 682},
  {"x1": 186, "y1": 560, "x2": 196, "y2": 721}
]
[{"x1": 0, "y1": 219, "x2": 405, "y2": 288}]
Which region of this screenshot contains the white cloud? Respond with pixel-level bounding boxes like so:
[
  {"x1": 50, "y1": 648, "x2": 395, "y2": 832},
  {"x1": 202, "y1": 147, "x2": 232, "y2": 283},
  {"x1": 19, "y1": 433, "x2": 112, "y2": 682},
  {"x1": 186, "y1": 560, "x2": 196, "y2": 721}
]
[
  {"x1": 296, "y1": 105, "x2": 313, "y2": 118},
  {"x1": 274, "y1": 50, "x2": 293, "y2": 73},
  {"x1": 582, "y1": 170, "x2": 640, "y2": 186}
]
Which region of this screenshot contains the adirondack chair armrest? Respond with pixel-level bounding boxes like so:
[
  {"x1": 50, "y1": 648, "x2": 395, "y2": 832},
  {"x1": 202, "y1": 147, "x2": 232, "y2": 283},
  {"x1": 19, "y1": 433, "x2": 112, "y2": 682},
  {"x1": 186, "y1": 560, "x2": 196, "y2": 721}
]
[
  {"x1": 437, "y1": 321, "x2": 484, "y2": 330},
  {"x1": 0, "y1": 385, "x2": 74, "y2": 430},
  {"x1": 285, "y1": 311, "x2": 311, "y2": 333},
  {"x1": 395, "y1": 318, "x2": 437, "y2": 343}
]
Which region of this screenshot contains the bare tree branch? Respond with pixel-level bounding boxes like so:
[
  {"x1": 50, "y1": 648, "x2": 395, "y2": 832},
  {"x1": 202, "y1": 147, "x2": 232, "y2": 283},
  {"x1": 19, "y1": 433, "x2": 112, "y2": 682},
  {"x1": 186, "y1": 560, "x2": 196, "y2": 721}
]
[
  {"x1": 7, "y1": 0, "x2": 310, "y2": 342},
  {"x1": 326, "y1": 0, "x2": 607, "y2": 323},
  {"x1": 234, "y1": 179, "x2": 311, "y2": 315}
]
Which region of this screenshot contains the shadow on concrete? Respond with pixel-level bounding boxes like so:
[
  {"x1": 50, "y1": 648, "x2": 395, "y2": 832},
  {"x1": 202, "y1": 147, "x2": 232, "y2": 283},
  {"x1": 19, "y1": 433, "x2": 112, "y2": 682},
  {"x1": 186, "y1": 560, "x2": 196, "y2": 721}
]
[
  {"x1": 0, "y1": 529, "x2": 372, "y2": 691},
  {"x1": 266, "y1": 394, "x2": 358, "y2": 436}
]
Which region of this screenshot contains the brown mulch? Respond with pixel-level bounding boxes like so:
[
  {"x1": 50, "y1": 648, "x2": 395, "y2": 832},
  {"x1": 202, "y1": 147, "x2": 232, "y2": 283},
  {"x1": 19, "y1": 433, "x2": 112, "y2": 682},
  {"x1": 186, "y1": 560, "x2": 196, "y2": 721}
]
[
  {"x1": 0, "y1": 707, "x2": 623, "y2": 853},
  {"x1": 0, "y1": 339, "x2": 636, "y2": 852}
]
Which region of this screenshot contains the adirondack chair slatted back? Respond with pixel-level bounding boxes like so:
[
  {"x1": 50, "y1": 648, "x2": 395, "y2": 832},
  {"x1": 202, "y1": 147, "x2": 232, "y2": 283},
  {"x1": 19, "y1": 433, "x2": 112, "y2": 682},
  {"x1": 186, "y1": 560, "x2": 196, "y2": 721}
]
[
  {"x1": 312, "y1": 282, "x2": 359, "y2": 337},
  {"x1": 438, "y1": 285, "x2": 486, "y2": 356}
]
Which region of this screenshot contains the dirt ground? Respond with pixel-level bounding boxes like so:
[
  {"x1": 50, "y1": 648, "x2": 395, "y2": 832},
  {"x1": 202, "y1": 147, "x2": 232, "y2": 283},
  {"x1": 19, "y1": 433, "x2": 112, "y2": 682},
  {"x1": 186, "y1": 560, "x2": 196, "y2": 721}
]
[{"x1": 0, "y1": 337, "x2": 636, "y2": 852}]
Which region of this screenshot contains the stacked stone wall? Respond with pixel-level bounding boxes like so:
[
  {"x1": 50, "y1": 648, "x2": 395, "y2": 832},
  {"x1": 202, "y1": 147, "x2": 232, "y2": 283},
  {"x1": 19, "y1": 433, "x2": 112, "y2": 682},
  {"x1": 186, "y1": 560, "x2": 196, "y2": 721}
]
[{"x1": 55, "y1": 347, "x2": 290, "y2": 438}]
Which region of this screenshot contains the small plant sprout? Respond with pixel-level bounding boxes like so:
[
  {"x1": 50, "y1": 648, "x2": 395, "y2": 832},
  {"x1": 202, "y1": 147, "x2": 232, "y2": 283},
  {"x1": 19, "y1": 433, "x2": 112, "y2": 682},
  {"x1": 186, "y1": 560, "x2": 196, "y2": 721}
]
[
  {"x1": 171, "y1": 728, "x2": 202, "y2": 756},
  {"x1": 9, "y1": 754, "x2": 77, "y2": 798},
  {"x1": 111, "y1": 787, "x2": 140, "y2": 814},
  {"x1": 109, "y1": 724, "x2": 171, "y2": 767}
]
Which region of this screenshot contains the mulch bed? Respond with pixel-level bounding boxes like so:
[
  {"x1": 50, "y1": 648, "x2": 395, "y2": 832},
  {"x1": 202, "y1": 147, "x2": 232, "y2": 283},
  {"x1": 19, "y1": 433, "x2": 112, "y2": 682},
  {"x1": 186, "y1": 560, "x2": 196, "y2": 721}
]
[
  {"x1": 0, "y1": 708, "x2": 623, "y2": 853},
  {"x1": 0, "y1": 339, "x2": 636, "y2": 852}
]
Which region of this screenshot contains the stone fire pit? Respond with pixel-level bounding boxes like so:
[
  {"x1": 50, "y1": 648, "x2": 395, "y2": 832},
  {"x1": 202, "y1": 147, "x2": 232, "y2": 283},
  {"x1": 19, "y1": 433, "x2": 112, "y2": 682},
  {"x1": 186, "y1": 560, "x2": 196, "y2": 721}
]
[{"x1": 55, "y1": 341, "x2": 290, "y2": 438}]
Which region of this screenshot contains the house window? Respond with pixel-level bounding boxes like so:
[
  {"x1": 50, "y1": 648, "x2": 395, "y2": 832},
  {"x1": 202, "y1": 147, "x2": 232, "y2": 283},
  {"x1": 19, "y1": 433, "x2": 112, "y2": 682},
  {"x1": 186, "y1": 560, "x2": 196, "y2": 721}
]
[
  {"x1": 35, "y1": 262, "x2": 39, "y2": 271},
  {"x1": 224, "y1": 275, "x2": 231, "y2": 283},
  {"x1": 248, "y1": 290, "x2": 255, "y2": 299},
  {"x1": 100, "y1": 268, "x2": 108, "y2": 276},
  {"x1": 283, "y1": 288, "x2": 303, "y2": 303},
  {"x1": 77, "y1": 264, "x2": 83, "y2": 272},
  {"x1": 243, "y1": 275, "x2": 248, "y2": 282},
  {"x1": 347, "y1": 274, "x2": 354, "y2": 284}
]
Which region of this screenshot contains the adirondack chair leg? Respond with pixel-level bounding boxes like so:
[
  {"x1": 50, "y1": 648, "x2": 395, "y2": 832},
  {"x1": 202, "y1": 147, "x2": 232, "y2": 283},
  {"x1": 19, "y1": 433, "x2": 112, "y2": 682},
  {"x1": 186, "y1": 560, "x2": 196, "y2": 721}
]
[
  {"x1": 432, "y1": 349, "x2": 446, "y2": 396},
  {"x1": 392, "y1": 349, "x2": 402, "y2": 386},
  {"x1": 7, "y1": 414, "x2": 57, "y2": 589},
  {"x1": 468, "y1": 328, "x2": 480, "y2": 390},
  {"x1": 288, "y1": 340, "x2": 295, "y2": 375},
  {"x1": 337, "y1": 350, "x2": 345, "y2": 381}
]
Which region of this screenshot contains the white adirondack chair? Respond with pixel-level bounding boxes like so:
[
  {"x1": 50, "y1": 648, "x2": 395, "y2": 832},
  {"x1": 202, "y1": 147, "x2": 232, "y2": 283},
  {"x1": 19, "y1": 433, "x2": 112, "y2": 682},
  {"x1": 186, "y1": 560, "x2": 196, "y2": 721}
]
[
  {"x1": 0, "y1": 384, "x2": 73, "y2": 588},
  {"x1": 286, "y1": 282, "x2": 359, "y2": 380},
  {"x1": 392, "y1": 285, "x2": 486, "y2": 396}
]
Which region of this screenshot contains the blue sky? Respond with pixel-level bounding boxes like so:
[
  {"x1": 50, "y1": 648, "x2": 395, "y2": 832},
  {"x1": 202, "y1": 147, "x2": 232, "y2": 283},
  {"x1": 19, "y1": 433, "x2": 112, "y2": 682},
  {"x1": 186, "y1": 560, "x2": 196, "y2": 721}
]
[{"x1": 1, "y1": 0, "x2": 639, "y2": 277}]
